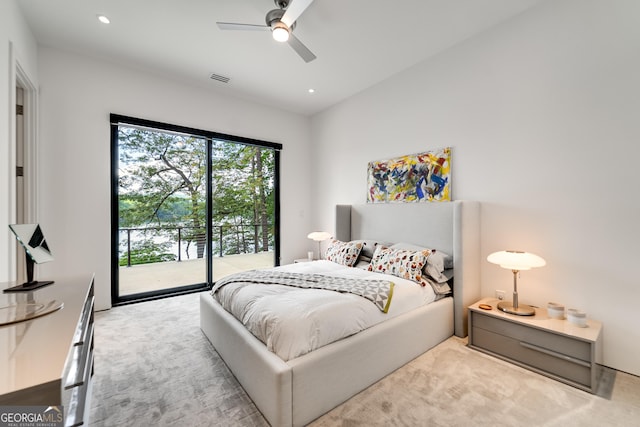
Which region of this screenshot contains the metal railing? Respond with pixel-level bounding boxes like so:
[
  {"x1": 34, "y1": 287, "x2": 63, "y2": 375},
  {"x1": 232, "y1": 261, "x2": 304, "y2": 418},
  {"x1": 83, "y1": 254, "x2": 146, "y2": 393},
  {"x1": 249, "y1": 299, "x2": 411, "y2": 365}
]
[{"x1": 119, "y1": 223, "x2": 272, "y2": 267}]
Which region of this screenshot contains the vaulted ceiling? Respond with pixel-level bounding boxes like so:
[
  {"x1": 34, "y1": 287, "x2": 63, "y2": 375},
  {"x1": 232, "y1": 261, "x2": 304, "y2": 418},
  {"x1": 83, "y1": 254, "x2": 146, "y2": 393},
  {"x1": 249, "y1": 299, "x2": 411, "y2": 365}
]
[{"x1": 18, "y1": 0, "x2": 543, "y2": 115}]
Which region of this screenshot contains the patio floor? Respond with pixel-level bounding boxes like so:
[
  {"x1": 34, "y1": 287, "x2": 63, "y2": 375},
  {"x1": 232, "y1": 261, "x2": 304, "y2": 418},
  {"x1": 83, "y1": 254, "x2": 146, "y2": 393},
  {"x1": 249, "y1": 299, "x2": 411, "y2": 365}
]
[{"x1": 119, "y1": 251, "x2": 274, "y2": 295}]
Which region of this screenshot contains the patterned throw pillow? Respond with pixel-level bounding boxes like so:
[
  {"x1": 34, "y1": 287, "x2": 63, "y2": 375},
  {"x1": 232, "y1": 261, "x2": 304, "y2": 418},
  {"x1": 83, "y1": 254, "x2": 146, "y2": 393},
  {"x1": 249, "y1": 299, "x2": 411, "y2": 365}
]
[
  {"x1": 368, "y1": 246, "x2": 431, "y2": 286},
  {"x1": 389, "y1": 242, "x2": 451, "y2": 282},
  {"x1": 325, "y1": 240, "x2": 364, "y2": 267},
  {"x1": 368, "y1": 246, "x2": 452, "y2": 295}
]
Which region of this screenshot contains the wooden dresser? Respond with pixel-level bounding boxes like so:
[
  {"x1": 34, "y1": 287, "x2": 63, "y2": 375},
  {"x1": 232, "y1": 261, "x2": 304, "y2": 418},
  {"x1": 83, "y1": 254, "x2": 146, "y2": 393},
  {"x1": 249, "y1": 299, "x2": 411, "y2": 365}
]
[{"x1": 0, "y1": 275, "x2": 95, "y2": 426}]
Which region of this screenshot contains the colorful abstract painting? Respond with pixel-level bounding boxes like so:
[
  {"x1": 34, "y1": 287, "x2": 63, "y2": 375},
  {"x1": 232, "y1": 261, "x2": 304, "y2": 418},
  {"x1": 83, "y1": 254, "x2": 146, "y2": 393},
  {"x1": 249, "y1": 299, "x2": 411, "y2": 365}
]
[{"x1": 367, "y1": 148, "x2": 451, "y2": 203}]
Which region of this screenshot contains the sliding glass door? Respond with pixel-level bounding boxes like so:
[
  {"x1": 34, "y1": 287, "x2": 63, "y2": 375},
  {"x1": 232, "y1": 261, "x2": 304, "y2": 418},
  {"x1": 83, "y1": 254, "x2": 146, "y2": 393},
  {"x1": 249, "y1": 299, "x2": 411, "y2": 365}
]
[
  {"x1": 210, "y1": 141, "x2": 277, "y2": 281},
  {"x1": 111, "y1": 115, "x2": 280, "y2": 304}
]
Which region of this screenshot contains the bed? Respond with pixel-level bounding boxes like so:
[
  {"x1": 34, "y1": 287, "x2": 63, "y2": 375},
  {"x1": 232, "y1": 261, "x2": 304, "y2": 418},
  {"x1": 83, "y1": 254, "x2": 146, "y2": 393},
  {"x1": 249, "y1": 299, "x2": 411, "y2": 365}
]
[{"x1": 200, "y1": 201, "x2": 480, "y2": 426}]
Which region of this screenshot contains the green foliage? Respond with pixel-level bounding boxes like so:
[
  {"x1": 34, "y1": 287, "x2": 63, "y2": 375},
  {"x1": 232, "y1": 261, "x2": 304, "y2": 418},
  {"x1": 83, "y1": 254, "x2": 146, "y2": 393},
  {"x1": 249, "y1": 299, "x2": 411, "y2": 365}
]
[
  {"x1": 118, "y1": 128, "x2": 206, "y2": 226},
  {"x1": 117, "y1": 126, "x2": 276, "y2": 264},
  {"x1": 119, "y1": 195, "x2": 191, "y2": 228}
]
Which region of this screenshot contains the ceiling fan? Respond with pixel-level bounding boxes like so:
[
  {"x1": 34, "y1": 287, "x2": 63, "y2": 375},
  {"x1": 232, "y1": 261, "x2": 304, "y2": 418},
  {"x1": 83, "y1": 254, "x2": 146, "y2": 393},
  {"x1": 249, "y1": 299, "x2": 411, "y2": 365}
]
[{"x1": 216, "y1": 0, "x2": 316, "y2": 63}]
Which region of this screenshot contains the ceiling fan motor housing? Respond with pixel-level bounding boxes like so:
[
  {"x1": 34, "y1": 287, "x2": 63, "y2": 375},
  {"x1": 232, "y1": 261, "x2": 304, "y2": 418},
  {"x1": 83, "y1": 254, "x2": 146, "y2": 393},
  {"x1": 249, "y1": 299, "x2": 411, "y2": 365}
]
[{"x1": 265, "y1": 8, "x2": 295, "y2": 31}]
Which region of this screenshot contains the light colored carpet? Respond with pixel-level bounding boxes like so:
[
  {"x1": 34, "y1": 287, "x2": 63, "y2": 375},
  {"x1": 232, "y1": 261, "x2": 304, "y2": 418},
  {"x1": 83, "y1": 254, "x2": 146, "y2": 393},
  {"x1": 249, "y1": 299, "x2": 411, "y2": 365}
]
[{"x1": 89, "y1": 292, "x2": 640, "y2": 426}]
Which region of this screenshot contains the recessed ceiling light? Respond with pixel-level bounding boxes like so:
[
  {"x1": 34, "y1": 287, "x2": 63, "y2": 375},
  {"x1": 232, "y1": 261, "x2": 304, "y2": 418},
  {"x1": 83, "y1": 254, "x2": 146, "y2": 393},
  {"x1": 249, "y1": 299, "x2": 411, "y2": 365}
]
[
  {"x1": 97, "y1": 15, "x2": 110, "y2": 24},
  {"x1": 308, "y1": 89, "x2": 315, "y2": 94}
]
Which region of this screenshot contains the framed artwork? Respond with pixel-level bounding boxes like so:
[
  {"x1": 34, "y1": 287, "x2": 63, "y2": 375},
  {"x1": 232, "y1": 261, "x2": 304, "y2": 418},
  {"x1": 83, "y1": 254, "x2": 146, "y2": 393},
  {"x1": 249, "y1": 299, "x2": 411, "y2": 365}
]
[{"x1": 367, "y1": 147, "x2": 451, "y2": 203}]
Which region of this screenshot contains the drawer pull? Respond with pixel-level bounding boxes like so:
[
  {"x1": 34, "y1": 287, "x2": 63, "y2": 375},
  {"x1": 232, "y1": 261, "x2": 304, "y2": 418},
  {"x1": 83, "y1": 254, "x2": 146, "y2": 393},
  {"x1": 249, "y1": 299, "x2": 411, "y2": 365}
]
[
  {"x1": 520, "y1": 341, "x2": 590, "y2": 368},
  {"x1": 65, "y1": 327, "x2": 94, "y2": 389},
  {"x1": 73, "y1": 296, "x2": 94, "y2": 346}
]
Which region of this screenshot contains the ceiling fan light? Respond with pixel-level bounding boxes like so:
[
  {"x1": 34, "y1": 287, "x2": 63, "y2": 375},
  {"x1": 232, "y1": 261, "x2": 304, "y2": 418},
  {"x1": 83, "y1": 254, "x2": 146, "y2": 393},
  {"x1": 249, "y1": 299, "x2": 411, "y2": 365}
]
[{"x1": 272, "y1": 24, "x2": 289, "y2": 42}]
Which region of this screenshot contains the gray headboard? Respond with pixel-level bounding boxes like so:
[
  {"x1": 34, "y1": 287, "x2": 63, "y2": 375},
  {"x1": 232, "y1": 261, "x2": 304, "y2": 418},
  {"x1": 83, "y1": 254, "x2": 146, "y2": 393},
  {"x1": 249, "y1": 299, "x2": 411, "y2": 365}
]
[{"x1": 335, "y1": 201, "x2": 480, "y2": 337}]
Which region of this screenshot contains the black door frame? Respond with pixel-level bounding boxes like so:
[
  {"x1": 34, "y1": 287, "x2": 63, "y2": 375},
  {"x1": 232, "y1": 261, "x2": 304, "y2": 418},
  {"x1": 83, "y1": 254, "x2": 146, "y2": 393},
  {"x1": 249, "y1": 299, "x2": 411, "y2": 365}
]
[{"x1": 110, "y1": 114, "x2": 281, "y2": 305}]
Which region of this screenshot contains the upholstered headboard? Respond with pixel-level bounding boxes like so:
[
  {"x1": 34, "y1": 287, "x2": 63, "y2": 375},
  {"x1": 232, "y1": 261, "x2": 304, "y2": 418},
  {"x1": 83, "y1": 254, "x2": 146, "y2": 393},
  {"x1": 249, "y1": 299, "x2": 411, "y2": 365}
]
[{"x1": 335, "y1": 201, "x2": 480, "y2": 337}]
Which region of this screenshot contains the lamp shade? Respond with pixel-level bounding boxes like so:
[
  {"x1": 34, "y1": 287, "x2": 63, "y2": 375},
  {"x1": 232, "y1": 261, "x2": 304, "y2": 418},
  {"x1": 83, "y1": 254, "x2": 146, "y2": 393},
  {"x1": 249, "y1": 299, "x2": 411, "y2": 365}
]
[
  {"x1": 307, "y1": 231, "x2": 331, "y2": 242},
  {"x1": 272, "y1": 23, "x2": 290, "y2": 42},
  {"x1": 487, "y1": 250, "x2": 545, "y2": 270}
]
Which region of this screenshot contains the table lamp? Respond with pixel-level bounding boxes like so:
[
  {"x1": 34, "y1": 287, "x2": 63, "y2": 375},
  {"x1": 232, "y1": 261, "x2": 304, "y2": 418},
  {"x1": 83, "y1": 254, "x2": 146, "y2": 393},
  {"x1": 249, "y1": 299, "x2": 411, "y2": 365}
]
[
  {"x1": 307, "y1": 231, "x2": 331, "y2": 260},
  {"x1": 487, "y1": 250, "x2": 545, "y2": 316}
]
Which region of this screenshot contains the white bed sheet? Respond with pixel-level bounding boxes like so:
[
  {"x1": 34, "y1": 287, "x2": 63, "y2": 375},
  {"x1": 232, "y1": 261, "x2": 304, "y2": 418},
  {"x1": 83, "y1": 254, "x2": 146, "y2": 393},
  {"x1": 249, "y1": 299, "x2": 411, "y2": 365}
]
[{"x1": 212, "y1": 260, "x2": 437, "y2": 361}]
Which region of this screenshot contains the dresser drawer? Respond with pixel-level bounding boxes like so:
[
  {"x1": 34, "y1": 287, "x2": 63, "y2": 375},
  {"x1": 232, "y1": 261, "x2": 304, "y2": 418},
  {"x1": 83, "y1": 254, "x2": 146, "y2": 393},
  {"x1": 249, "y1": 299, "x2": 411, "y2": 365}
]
[
  {"x1": 473, "y1": 312, "x2": 591, "y2": 362},
  {"x1": 472, "y1": 326, "x2": 592, "y2": 387}
]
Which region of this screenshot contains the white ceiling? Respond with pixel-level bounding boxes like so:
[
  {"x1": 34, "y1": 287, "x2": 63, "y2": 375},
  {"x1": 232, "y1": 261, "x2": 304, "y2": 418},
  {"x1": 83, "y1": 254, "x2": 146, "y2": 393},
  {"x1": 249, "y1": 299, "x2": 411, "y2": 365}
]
[{"x1": 18, "y1": 0, "x2": 543, "y2": 116}]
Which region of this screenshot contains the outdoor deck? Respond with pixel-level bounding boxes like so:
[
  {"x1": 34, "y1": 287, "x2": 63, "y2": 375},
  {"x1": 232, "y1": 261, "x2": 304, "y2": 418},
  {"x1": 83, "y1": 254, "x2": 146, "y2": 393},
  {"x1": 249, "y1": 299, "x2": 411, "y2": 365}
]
[{"x1": 119, "y1": 251, "x2": 274, "y2": 295}]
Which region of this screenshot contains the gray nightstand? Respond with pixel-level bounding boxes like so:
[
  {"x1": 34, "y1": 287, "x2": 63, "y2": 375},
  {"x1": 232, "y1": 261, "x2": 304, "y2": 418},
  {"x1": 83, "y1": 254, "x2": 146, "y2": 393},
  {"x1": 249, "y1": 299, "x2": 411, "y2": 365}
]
[{"x1": 468, "y1": 298, "x2": 602, "y2": 393}]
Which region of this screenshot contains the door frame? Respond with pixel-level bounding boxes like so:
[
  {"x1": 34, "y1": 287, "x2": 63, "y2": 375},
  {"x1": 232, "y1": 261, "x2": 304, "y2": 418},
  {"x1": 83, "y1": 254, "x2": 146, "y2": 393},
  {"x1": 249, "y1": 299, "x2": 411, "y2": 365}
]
[
  {"x1": 110, "y1": 114, "x2": 281, "y2": 305},
  {"x1": 7, "y1": 42, "x2": 38, "y2": 282}
]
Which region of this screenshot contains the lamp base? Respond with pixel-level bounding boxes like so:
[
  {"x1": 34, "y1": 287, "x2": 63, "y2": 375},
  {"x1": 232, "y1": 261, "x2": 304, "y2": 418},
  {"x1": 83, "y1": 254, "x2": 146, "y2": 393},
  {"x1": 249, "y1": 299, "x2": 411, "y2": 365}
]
[
  {"x1": 3, "y1": 280, "x2": 54, "y2": 293},
  {"x1": 497, "y1": 301, "x2": 535, "y2": 316}
]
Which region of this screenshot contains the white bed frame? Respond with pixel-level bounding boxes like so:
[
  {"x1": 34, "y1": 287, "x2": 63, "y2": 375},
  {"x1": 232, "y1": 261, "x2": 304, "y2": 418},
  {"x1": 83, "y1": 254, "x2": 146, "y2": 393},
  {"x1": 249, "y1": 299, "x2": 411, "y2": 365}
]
[{"x1": 200, "y1": 201, "x2": 480, "y2": 426}]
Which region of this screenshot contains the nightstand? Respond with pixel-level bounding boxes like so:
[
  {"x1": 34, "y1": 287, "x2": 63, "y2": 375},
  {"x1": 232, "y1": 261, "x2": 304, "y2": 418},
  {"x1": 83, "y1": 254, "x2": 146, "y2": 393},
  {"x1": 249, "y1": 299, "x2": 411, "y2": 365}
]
[
  {"x1": 468, "y1": 298, "x2": 602, "y2": 393},
  {"x1": 293, "y1": 258, "x2": 313, "y2": 263}
]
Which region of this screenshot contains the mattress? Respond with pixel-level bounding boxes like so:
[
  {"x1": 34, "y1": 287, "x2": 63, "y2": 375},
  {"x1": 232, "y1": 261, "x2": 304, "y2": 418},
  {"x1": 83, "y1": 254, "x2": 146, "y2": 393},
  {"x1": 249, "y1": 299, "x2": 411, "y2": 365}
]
[{"x1": 212, "y1": 260, "x2": 438, "y2": 361}]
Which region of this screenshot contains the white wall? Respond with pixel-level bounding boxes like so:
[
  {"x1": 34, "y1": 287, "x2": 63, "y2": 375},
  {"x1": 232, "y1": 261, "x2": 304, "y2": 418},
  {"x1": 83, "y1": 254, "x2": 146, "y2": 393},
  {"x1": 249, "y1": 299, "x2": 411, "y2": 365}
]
[
  {"x1": 36, "y1": 47, "x2": 313, "y2": 310},
  {"x1": 311, "y1": 0, "x2": 640, "y2": 376},
  {"x1": 6, "y1": 0, "x2": 639, "y2": 377},
  {"x1": 0, "y1": 0, "x2": 38, "y2": 282}
]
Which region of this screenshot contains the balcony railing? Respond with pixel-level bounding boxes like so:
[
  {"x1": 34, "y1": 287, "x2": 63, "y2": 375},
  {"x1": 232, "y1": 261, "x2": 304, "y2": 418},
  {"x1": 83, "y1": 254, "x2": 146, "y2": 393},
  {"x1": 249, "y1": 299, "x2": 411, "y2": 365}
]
[{"x1": 119, "y1": 224, "x2": 273, "y2": 267}]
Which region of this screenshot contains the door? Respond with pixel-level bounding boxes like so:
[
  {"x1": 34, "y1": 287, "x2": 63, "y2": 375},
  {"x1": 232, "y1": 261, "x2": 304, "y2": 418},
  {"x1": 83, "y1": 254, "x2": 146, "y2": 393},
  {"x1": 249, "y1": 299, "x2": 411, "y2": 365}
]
[{"x1": 111, "y1": 115, "x2": 280, "y2": 304}]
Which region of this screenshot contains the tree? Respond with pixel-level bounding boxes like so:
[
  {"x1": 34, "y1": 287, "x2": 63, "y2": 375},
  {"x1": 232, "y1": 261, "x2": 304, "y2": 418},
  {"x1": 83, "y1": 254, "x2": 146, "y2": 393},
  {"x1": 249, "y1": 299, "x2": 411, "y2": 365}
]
[
  {"x1": 252, "y1": 147, "x2": 272, "y2": 252},
  {"x1": 118, "y1": 127, "x2": 275, "y2": 263},
  {"x1": 119, "y1": 127, "x2": 207, "y2": 258},
  {"x1": 210, "y1": 141, "x2": 275, "y2": 254}
]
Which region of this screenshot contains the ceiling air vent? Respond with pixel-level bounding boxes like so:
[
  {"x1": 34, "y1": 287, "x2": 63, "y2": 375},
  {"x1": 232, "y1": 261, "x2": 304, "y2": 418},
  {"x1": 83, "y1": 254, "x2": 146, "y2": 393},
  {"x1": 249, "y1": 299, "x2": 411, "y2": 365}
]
[{"x1": 209, "y1": 73, "x2": 230, "y2": 84}]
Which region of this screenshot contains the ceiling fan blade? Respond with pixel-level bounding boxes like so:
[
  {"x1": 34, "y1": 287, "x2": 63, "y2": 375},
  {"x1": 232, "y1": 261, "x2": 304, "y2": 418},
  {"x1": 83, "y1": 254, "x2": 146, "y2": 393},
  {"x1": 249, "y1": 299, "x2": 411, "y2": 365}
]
[
  {"x1": 287, "y1": 33, "x2": 316, "y2": 63},
  {"x1": 216, "y1": 22, "x2": 269, "y2": 31},
  {"x1": 281, "y1": 0, "x2": 314, "y2": 28}
]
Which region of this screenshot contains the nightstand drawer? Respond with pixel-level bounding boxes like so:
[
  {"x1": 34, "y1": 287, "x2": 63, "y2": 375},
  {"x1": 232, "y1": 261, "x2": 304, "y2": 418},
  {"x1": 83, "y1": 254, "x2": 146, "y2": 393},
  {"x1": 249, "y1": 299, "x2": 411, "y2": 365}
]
[
  {"x1": 473, "y1": 312, "x2": 590, "y2": 362},
  {"x1": 472, "y1": 326, "x2": 592, "y2": 387}
]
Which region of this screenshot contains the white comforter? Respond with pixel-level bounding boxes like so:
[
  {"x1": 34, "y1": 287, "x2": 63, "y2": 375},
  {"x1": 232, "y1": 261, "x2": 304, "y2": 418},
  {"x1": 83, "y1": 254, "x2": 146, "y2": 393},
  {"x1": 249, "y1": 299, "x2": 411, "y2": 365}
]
[{"x1": 212, "y1": 260, "x2": 437, "y2": 361}]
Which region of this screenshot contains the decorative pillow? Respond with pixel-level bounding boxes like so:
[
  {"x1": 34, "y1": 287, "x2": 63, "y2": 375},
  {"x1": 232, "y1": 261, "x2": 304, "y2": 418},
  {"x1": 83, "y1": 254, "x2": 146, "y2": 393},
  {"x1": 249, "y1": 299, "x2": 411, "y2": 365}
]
[
  {"x1": 324, "y1": 240, "x2": 363, "y2": 267},
  {"x1": 390, "y1": 243, "x2": 451, "y2": 283},
  {"x1": 390, "y1": 243, "x2": 453, "y2": 269},
  {"x1": 351, "y1": 239, "x2": 392, "y2": 263},
  {"x1": 368, "y1": 246, "x2": 452, "y2": 295},
  {"x1": 368, "y1": 246, "x2": 430, "y2": 286}
]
